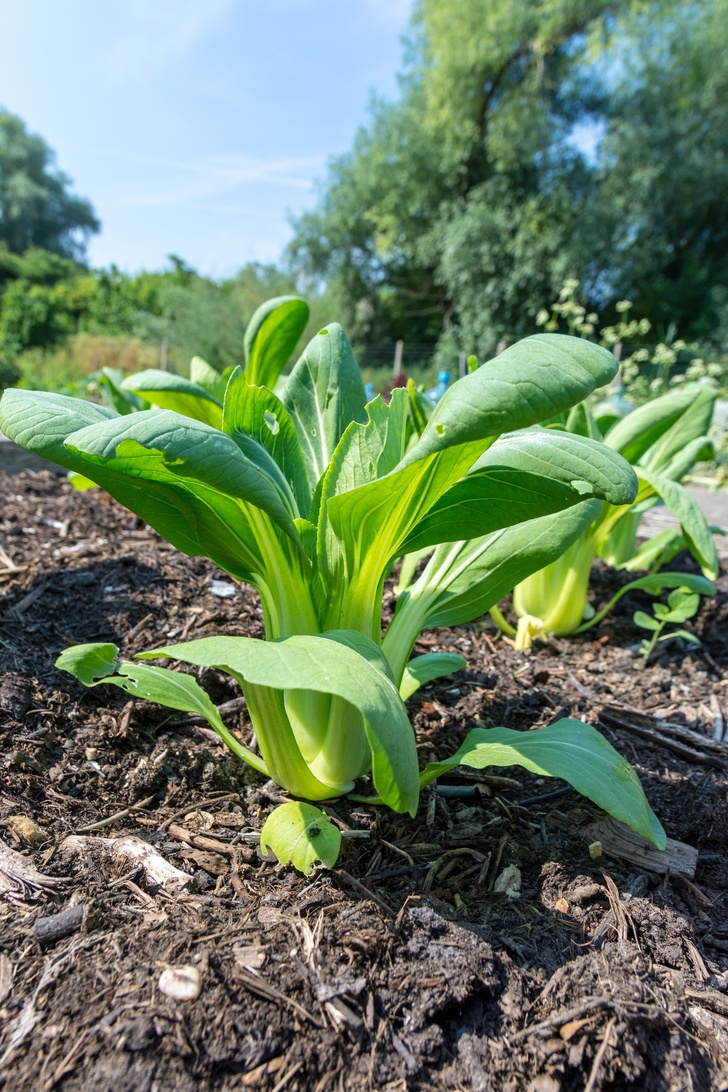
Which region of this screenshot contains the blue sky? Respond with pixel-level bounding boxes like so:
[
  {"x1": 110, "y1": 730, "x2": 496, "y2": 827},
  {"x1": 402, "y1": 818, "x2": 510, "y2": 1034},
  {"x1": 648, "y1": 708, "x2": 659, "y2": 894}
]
[{"x1": 0, "y1": 0, "x2": 412, "y2": 276}]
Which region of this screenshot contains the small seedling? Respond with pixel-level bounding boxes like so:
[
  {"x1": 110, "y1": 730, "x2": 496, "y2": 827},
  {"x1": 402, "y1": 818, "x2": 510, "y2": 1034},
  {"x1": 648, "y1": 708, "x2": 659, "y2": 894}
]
[{"x1": 633, "y1": 587, "x2": 701, "y2": 666}]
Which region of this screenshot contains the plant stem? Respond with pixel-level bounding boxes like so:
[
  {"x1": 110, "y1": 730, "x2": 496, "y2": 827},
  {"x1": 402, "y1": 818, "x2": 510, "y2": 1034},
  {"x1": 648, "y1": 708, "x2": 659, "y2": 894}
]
[
  {"x1": 488, "y1": 603, "x2": 516, "y2": 637},
  {"x1": 640, "y1": 623, "x2": 663, "y2": 667}
]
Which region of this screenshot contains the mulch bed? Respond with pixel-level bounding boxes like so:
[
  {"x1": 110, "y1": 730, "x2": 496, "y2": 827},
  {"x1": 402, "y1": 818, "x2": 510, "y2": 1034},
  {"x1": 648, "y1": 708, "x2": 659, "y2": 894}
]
[{"x1": 1, "y1": 470, "x2": 728, "y2": 1091}]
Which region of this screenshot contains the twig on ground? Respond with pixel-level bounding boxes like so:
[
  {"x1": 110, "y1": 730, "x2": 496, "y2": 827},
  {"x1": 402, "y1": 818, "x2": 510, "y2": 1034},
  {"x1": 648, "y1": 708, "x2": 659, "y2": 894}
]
[
  {"x1": 334, "y1": 869, "x2": 396, "y2": 919},
  {"x1": 159, "y1": 791, "x2": 242, "y2": 829},
  {"x1": 76, "y1": 793, "x2": 159, "y2": 832},
  {"x1": 584, "y1": 1017, "x2": 616, "y2": 1092}
]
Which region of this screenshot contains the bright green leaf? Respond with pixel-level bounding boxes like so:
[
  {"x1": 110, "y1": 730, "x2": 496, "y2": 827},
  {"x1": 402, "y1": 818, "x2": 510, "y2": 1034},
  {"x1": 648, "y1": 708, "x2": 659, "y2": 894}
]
[
  {"x1": 121, "y1": 370, "x2": 223, "y2": 428},
  {"x1": 141, "y1": 632, "x2": 420, "y2": 815},
  {"x1": 400, "y1": 652, "x2": 467, "y2": 700},
  {"x1": 223, "y1": 366, "x2": 311, "y2": 516},
  {"x1": 633, "y1": 610, "x2": 660, "y2": 631},
  {"x1": 56, "y1": 642, "x2": 267, "y2": 774},
  {"x1": 260, "y1": 802, "x2": 341, "y2": 874},
  {"x1": 419, "y1": 719, "x2": 666, "y2": 848},
  {"x1": 400, "y1": 334, "x2": 618, "y2": 469},
  {"x1": 190, "y1": 356, "x2": 227, "y2": 402},
  {"x1": 244, "y1": 296, "x2": 310, "y2": 389},
  {"x1": 658, "y1": 629, "x2": 700, "y2": 645},
  {"x1": 283, "y1": 324, "x2": 367, "y2": 491},
  {"x1": 638, "y1": 468, "x2": 718, "y2": 579}
]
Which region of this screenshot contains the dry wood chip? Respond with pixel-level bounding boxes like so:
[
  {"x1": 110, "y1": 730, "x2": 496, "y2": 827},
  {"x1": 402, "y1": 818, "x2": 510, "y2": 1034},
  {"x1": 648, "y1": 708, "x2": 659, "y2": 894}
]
[
  {"x1": 233, "y1": 944, "x2": 267, "y2": 971},
  {"x1": 0, "y1": 836, "x2": 68, "y2": 899},
  {"x1": 584, "y1": 818, "x2": 698, "y2": 878},
  {"x1": 61, "y1": 834, "x2": 192, "y2": 891},
  {"x1": 0, "y1": 953, "x2": 13, "y2": 1004},
  {"x1": 240, "y1": 1055, "x2": 285, "y2": 1087},
  {"x1": 168, "y1": 822, "x2": 235, "y2": 855},
  {"x1": 559, "y1": 1017, "x2": 589, "y2": 1041},
  {"x1": 33, "y1": 904, "x2": 85, "y2": 946},
  {"x1": 684, "y1": 987, "x2": 728, "y2": 1018}
]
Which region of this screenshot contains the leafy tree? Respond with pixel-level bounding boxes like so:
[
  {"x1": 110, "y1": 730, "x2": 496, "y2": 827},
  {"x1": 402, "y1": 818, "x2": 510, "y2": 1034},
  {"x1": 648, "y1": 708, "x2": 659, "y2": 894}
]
[
  {"x1": 593, "y1": 0, "x2": 728, "y2": 341},
  {"x1": 0, "y1": 274, "x2": 97, "y2": 356},
  {"x1": 0, "y1": 111, "x2": 99, "y2": 258},
  {"x1": 288, "y1": 0, "x2": 624, "y2": 353},
  {"x1": 289, "y1": 0, "x2": 727, "y2": 356}
]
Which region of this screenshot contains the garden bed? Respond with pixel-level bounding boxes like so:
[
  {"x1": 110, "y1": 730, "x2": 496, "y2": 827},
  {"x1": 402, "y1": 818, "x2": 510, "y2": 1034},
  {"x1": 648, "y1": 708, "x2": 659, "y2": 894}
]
[{"x1": 1, "y1": 470, "x2": 727, "y2": 1091}]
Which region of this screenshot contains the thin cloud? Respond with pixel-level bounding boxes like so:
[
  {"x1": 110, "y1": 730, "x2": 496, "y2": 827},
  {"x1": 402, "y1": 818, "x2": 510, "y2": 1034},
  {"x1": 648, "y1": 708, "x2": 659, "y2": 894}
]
[{"x1": 112, "y1": 151, "x2": 326, "y2": 208}]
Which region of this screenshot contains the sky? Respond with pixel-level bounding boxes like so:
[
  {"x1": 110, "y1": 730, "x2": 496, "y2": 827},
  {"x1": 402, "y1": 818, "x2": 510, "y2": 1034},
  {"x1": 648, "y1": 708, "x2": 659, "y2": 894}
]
[{"x1": 0, "y1": 0, "x2": 413, "y2": 277}]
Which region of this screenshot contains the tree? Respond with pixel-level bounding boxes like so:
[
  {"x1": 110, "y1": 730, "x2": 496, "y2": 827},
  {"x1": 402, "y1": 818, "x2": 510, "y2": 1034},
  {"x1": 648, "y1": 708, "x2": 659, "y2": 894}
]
[
  {"x1": 593, "y1": 0, "x2": 728, "y2": 341},
  {"x1": 289, "y1": 0, "x2": 728, "y2": 357},
  {"x1": 288, "y1": 0, "x2": 625, "y2": 354},
  {"x1": 0, "y1": 111, "x2": 99, "y2": 259}
]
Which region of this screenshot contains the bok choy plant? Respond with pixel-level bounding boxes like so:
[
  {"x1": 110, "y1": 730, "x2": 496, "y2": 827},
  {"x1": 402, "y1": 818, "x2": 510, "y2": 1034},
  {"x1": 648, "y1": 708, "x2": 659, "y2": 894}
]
[
  {"x1": 91, "y1": 295, "x2": 310, "y2": 422},
  {"x1": 66, "y1": 296, "x2": 310, "y2": 492},
  {"x1": 0, "y1": 322, "x2": 667, "y2": 871},
  {"x1": 490, "y1": 383, "x2": 719, "y2": 648}
]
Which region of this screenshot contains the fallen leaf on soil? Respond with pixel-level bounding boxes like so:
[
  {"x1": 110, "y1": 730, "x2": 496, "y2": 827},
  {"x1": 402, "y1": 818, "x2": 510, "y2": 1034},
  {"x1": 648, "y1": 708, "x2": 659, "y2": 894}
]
[{"x1": 182, "y1": 847, "x2": 228, "y2": 875}]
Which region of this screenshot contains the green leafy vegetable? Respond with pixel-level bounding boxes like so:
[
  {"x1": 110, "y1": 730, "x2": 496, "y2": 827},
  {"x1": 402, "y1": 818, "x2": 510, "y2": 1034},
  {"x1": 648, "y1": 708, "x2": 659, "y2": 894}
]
[
  {"x1": 493, "y1": 383, "x2": 719, "y2": 646},
  {"x1": 2, "y1": 316, "x2": 666, "y2": 871},
  {"x1": 92, "y1": 296, "x2": 310, "y2": 424},
  {"x1": 420, "y1": 720, "x2": 666, "y2": 848}
]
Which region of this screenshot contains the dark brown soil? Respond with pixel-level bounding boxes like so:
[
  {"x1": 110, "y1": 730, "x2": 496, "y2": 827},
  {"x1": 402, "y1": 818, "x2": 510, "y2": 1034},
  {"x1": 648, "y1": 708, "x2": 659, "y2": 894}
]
[{"x1": 1, "y1": 471, "x2": 728, "y2": 1092}]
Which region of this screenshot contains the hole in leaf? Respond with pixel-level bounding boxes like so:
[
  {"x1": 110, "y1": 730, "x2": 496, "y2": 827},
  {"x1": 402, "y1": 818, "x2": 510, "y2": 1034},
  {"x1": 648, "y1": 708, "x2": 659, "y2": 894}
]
[
  {"x1": 318, "y1": 329, "x2": 329, "y2": 336},
  {"x1": 435, "y1": 422, "x2": 446, "y2": 436},
  {"x1": 263, "y1": 410, "x2": 280, "y2": 435}
]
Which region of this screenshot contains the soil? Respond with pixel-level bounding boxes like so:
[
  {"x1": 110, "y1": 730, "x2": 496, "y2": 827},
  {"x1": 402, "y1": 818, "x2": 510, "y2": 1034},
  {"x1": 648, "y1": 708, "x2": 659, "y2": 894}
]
[{"x1": 1, "y1": 470, "x2": 728, "y2": 1092}]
